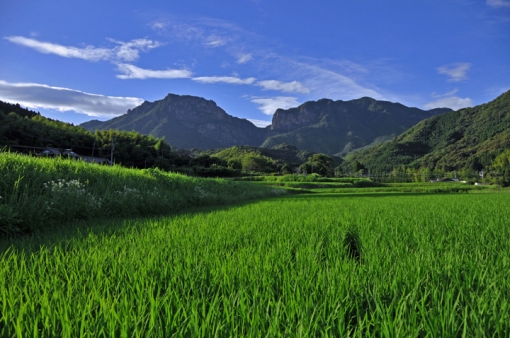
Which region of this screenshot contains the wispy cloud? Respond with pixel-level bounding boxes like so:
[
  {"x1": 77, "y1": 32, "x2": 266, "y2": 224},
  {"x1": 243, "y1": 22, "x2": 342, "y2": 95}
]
[
  {"x1": 289, "y1": 60, "x2": 385, "y2": 100},
  {"x1": 247, "y1": 119, "x2": 272, "y2": 127},
  {"x1": 424, "y1": 96, "x2": 473, "y2": 111},
  {"x1": 192, "y1": 76, "x2": 256, "y2": 84},
  {"x1": 149, "y1": 20, "x2": 170, "y2": 32},
  {"x1": 486, "y1": 0, "x2": 510, "y2": 8},
  {"x1": 237, "y1": 53, "x2": 252, "y2": 64},
  {"x1": 0, "y1": 80, "x2": 143, "y2": 117},
  {"x1": 108, "y1": 38, "x2": 161, "y2": 62},
  {"x1": 116, "y1": 63, "x2": 192, "y2": 79},
  {"x1": 204, "y1": 35, "x2": 228, "y2": 47},
  {"x1": 250, "y1": 96, "x2": 300, "y2": 115},
  {"x1": 431, "y1": 88, "x2": 459, "y2": 98},
  {"x1": 256, "y1": 80, "x2": 310, "y2": 94},
  {"x1": 4, "y1": 36, "x2": 161, "y2": 62},
  {"x1": 437, "y1": 63, "x2": 471, "y2": 82}
]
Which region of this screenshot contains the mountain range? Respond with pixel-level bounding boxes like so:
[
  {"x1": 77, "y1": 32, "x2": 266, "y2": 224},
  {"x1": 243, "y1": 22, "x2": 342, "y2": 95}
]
[
  {"x1": 342, "y1": 90, "x2": 510, "y2": 171},
  {"x1": 80, "y1": 94, "x2": 451, "y2": 156}
]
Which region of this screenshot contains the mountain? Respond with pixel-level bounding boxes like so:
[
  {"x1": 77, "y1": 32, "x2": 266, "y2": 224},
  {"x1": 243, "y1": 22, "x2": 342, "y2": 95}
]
[
  {"x1": 81, "y1": 94, "x2": 452, "y2": 155},
  {"x1": 342, "y1": 90, "x2": 510, "y2": 171},
  {"x1": 81, "y1": 94, "x2": 266, "y2": 150},
  {"x1": 262, "y1": 97, "x2": 452, "y2": 156}
]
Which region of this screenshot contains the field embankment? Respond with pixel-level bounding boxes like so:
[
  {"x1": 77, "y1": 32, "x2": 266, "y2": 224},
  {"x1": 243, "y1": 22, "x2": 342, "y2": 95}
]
[
  {"x1": 0, "y1": 152, "x2": 284, "y2": 235},
  {"x1": 239, "y1": 174, "x2": 497, "y2": 194},
  {"x1": 1, "y1": 192, "x2": 509, "y2": 336}
]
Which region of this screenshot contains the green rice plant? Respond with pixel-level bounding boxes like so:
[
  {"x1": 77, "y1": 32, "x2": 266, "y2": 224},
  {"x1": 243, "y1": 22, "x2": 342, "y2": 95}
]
[{"x1": 1, "y1": 192, "x2": 509, "y2": 336}]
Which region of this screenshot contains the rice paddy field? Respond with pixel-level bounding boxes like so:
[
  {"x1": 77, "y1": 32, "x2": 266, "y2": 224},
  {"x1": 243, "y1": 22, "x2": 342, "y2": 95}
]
[{"x1": 2, "y1": 191, "x2": 510, "y2": 337}]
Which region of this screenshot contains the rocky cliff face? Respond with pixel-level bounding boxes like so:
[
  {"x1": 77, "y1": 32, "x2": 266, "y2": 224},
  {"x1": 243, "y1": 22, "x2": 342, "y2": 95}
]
[{"x1": 81, "y1": 94, "x2": 266, "y2": 149}]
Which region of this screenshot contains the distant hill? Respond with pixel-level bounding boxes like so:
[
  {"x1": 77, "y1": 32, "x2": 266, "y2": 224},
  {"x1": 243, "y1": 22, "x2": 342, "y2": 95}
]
[
  {"x1": 263, "y1": 97, "x2": 451, "y2": 156},
  {"x1": 199, "y1": 143, "x2": 342, "y2": 168},
  {"x1": 81, "y1": 94, "x2": 267, "y2": 150},
  {"x1": 342, "y1": 90, "x2": 510, "y2": 171}
]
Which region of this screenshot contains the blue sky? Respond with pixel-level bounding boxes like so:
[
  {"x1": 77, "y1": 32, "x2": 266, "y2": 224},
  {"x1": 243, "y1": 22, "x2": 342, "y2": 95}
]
[{"x1": 1, "y1": 0, "x2": 509, "y2": 127}]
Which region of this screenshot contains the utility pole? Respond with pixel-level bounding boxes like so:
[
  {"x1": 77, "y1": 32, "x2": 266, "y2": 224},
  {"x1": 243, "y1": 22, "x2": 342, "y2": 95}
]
[
  {"x1": 91, "y1": 139, "x2": 96, "y2": 157},
  {"x1": 110, "y1": 138, "x2": 114, "y2": 166}
]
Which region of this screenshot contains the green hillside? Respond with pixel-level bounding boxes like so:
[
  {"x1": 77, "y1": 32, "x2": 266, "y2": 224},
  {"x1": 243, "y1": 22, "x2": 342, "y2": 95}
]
[
  {"x1": 263, "y1": 97, "x2": 451, "y2": 156},
  {"x1": 342, "y1": 90, "x2": 510, "y2": 172}
]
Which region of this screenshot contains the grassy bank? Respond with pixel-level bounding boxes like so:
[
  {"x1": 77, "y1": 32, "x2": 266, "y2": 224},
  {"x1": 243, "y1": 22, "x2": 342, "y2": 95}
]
[
  {"x1": 1, "y1": 192, "x2": 509, "y2": 336},
  {"x1": 249, "y1": 175, "x2": 496, "y2": 193},
  {"x1": 0, "y1": 152, "x2": 284, "y2": 235}
]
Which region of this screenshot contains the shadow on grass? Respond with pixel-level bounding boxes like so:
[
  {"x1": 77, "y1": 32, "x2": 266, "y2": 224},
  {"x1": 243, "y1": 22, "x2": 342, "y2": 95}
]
[
  {"x1": 0, "y1": 196, "x2": 284, "y2": 253},
  {"x1": 0, "y1": 190, "x2": 476, "y2": 253}
]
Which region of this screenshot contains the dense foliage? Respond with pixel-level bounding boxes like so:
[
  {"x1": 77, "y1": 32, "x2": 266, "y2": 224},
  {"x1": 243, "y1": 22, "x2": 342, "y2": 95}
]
[
  {"x1": 0, "y1": 101, "x2": 174, "y2": 169},
  {"x1": 343, "y1": 90, "x2": 510, "y2": 175}
]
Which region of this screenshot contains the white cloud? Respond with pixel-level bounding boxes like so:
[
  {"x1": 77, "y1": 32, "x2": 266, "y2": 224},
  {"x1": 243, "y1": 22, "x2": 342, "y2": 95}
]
[
  {"x1": 437, "y1": 63, "x2": 471, "y2": 82},
  {"x1": 431, "y1": 88, "x2": 459, "y2": 98},
  {"x1": 486, "y1": 0, "x2": 510, "y2": 8},
  {"x1": 204, "y1": 35, "x2": 228, "y2": 47},
  {"x1": 424, "y1": 96, "x2": 473, "y2": 111},
  {"x1": 250, "y1": 96, "x2": 300, "y2": 115},
  {"x1": 5, "y1": 36, "x2": 111, "y2": 61},
  {"x1": 192, "y1": 76, "x2": 256, "y2": 84},
  {"x1": 0, "y1": 80, "x2": 143, "y2": 117},
  {"x1": 149, "y1": 20, "x2": 170, "y2": 31},
  {"x1": 4, "y1": 36, "x2": 161, "y2": 62},
  {"x1": 108, "y1": 38, "x2": 161, "y2": 62},
  {"x1": 247, "y1": 119, "x2": 272, "y2": 128},
  {"x1": 237, "y1": 53, "x2": 252, "y2": 64},
  {"x1": 281, "y1": 59, "x2": 385, "y2": 100},
  {"x1": 116, "y1": 63, "x2": 192, "y2": 80},
  {"x1": 256, "y1": 80, "x2": 310, "y2": 94}
]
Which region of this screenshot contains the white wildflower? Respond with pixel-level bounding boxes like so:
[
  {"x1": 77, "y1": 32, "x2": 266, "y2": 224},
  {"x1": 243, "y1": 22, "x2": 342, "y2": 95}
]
[{"x1": 194, "y1": 186, "x2": 210, "y2": 199}]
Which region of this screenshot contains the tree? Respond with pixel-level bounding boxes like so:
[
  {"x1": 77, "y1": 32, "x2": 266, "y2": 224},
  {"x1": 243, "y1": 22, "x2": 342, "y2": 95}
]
[
  {"x1": 299, "y1": 153, "x2": 335, "y2": 176},
  {"x1": 351, "y1": 160, "x2": 365, "y2": 174}
]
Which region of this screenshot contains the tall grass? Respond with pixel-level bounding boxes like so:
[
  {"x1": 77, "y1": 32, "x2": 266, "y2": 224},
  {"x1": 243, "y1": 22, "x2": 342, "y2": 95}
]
[
  {"x1": 1, "y1": 192, "x2": 509, "y2": 336},
  {"x1": 0, "y1": 152, "x2": 283, "y2": 234}
]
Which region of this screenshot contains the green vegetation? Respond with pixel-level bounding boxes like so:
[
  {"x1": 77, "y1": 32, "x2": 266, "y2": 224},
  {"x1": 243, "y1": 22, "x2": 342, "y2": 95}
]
[
  {"x1": 2, "y1": 92, "x2": 510, "y2": 336},
  {"x1": 0, "y1": 101, "x2": 343, "y2": 177},
  {"x1": 343, "y1": 90, "x2": 510, "y2": 175},
  {"x1": 0, "y1": 152, "x2": 283, "y2": 235},
  {"x1": 0, "y1": 100, "x2": 174, "y2": 169},
  {"x1": 262, "y1": 97, "x2": 451, "y2": 155},
  {"x1": 245, "y1": 176, "x2": 496, "y2": 194},
  {"x1": 1, "y1": 192, "x2": 509, "y2": 336}
]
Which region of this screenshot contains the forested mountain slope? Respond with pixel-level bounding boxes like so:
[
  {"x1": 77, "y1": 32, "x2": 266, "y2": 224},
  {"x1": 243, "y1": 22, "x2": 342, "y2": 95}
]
[
  {"x1": 262, "y1": 97, "x2": 451, "y2": 156},
  {"x1": 342, "y1": 90, "x2": 510, "y2": 171},
  {"x1": 81, "y1": 94, "x2": 267, "y2": 150}
]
